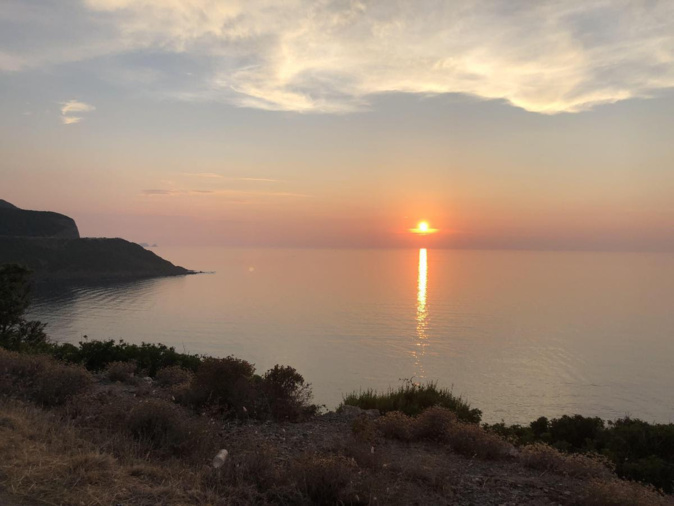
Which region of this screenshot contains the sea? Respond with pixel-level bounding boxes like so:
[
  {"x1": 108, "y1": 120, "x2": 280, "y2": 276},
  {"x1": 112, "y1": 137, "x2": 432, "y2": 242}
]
[{"x1": 27, "y1": 247, "x2": 674, "y2": 424}]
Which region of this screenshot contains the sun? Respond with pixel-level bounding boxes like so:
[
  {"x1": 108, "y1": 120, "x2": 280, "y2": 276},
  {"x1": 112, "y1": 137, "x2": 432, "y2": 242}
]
[{"x1": 410, "y1": 221, "x2": 438, "y2": 235}]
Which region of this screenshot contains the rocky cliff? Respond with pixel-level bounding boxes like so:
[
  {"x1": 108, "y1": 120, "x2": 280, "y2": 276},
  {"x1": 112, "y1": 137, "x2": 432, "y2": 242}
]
[{"x1": 0, "y1": 200, "x2": 80, "y2": 239}]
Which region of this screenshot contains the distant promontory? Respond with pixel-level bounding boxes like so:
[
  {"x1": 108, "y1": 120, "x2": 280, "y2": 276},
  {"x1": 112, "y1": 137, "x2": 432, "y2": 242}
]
[{"x1": 0, "y1": 200, "x2": 192, "y2": 280}]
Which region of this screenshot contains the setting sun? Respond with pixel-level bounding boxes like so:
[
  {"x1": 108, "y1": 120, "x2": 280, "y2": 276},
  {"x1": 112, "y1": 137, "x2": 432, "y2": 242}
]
[{"x1": 410, "y1": 221, "x2": 438, "y2": 235}]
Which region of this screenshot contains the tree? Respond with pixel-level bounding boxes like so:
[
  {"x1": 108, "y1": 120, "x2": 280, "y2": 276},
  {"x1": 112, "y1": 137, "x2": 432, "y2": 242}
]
[{"x1": 0, "y1": 264, "x2": 47, "y2": 349}]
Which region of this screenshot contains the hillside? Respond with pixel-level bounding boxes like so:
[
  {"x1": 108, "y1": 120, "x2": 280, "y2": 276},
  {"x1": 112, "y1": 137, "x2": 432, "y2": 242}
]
[
  {"x1": 0, "y1": 199, "x2": 191, "y2": 280},
  {"x1": 0, "y1": 237, "x2": 191, "y2": 280}
]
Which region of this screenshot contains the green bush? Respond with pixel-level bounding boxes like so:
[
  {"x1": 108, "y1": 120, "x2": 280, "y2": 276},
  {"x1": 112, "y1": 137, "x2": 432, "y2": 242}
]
[{"x1": 341, "y1": 381, "x2": 481, "y2": 423}]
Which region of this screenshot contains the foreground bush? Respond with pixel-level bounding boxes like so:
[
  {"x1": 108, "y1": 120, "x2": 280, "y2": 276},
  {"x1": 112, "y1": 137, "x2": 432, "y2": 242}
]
[
  {"x1": 0, "y1": 348, "x2": 92, "y2": 406},
  {"x1": 259, "y1": 365, "x2": 319, "y2": 421},
  {"x1": 184, "y1": 356, "x2": 256, "y2": 414},
  {"x1": 342, "y1": 381, "x2": 482, "y2": 423},
  {"x1": 180, "y1": 358, "x2": 319, "y2": 421},
  {"x1": 126, "y1": 399, "x2": 216, "y2": 458}
]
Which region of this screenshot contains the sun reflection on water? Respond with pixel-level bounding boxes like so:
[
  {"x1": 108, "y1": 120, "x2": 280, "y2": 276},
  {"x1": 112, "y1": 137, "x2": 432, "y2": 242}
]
[{"x1": 413, "y1": 248, "x2": 429, "y2": 376}]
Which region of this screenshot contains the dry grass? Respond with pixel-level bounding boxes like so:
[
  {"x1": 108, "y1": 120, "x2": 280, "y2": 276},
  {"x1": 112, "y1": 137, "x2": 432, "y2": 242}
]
[
  {"x1": 291, "y1": 454, "x2": 357, "y2": 505},
  {"x1": 0, "y1": 400, "x2": 218, "y2": 505},
  {"x1": 579, "y1": 478, "x2": 674, "y2": 505},
  {"x1": 156, "y1": 364, "x2": 194, "y2": 387},
  {"x1": 520, "y1": 443, "x2": 613, "y2": 478}
]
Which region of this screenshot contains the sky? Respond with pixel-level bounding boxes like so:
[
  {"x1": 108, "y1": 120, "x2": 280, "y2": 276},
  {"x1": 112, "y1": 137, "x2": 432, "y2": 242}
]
[{"x1": 1, "y1": 0, "x2": 673, "y2": 250}]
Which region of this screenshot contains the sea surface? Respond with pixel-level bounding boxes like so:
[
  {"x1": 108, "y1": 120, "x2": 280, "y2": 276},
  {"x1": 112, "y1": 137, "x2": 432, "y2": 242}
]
[{"x1": 28, "y1": 247, "x2": 674, "y2": 424}]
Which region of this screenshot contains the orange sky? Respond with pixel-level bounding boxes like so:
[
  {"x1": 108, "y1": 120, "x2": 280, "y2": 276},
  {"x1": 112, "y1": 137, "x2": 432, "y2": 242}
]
[{"x1": 1, "y1": 1, "x2": 674, "y2": 250}]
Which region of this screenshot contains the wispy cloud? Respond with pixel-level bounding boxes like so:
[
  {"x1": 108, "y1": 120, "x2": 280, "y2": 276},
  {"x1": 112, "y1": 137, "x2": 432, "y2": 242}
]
[
  {"x1": 180, "y1": 172, "x2": 225, "y2": 179},
  {"x1": 142, "y1": 188, "x2": 306, "y2": 198},
  {"x1": 7, "y1": 2, "x2": 674, "y2": 114},
  {"x1": 60, "y1": 99, "x2": 95, "y2": 125},
  {"x1": 180, "y1": 173, "x2": 279, "y2": 182}
]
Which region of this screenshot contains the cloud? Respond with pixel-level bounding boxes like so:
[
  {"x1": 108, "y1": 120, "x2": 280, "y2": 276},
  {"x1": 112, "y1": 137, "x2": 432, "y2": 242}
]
[
  {"x1": 61, "y1": 116, "x2": 83, "y2": 125},
  {"x1": 180, "y1": 173, "x2": 279, "y2": 182},
  {"x1": 7, "y1": 1, "x2": 674, "y2": 114},
  {"x1": 60, "y1": 100, "x2": 96, "y2": 115},
  {"x1": 60, "y1": 99, "x2": 95, "y2": 125}
]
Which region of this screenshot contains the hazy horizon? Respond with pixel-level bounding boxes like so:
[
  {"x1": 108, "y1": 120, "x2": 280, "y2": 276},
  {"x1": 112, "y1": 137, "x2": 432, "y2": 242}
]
[{"x1": 2, "y1": 1, "x2": 674, "y2": 251}]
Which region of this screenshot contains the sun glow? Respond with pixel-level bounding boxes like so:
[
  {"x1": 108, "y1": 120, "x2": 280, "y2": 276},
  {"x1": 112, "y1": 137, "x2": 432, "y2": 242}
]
[{"x1": 410, "y1": 221, "x2": 438, "y2": 235}]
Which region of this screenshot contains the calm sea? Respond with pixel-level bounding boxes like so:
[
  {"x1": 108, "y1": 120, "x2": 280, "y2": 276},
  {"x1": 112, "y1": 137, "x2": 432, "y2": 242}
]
[{"x1": 28, "y1": 247, "x2": 674, "y2": 424}]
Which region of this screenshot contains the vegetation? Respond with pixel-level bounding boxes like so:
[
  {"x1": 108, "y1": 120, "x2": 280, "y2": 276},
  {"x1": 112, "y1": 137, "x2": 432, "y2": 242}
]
[
  {"x1": 486, "y1": 414, "x2": 674, "y2": 493},
  {"x1": 341, "y1": 380, "x2": 482, "y2": 423}
]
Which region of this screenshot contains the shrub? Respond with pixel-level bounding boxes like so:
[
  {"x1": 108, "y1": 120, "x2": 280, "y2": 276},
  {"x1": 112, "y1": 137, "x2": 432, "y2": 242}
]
[
  {"x1": 548, "y1": 414, "x2": 605, "y2": 452},
  {"x1": 376, "y1": 411, "x2": 413, "y2": 441},
  {"x1": 185, "y1": 356, "x2": 256, "y2": 415},
  {"x1": 445, "y1": 423, "x2": 512, "y2": 459},
  {"x1": 520, "y1": 443, "x2": 612, "y2": 478},
  {"x1": 373, "y1": 407, "x2": 510, "y2": 460},
  {"x1": 258, "y1": 365, "x2": 318, "y2": 421},
  {"x1": 156, "y1": 365, "x2": 193, "y2": 387},
  {"x1": 32, "y1": 363, "x2": 93, "y2": 407},
  {"x1": 341, "y1": 381, "x2": 481, "y2": 423},
  {"x1": 0, "y1": 348, "x2": 92, "y2": 406},
  {"x1": 413, "y1": 406, "x2": 457, "y2": 441},
  {"x1": 126, "y1": 399, "x2": 215, "y2": 458},
  {"x1": 106, "y1": 361, "x2": 137, "y2": 383},
  {"x1": 73, "y1": 339, "x2": 201, "y2": 376}
]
